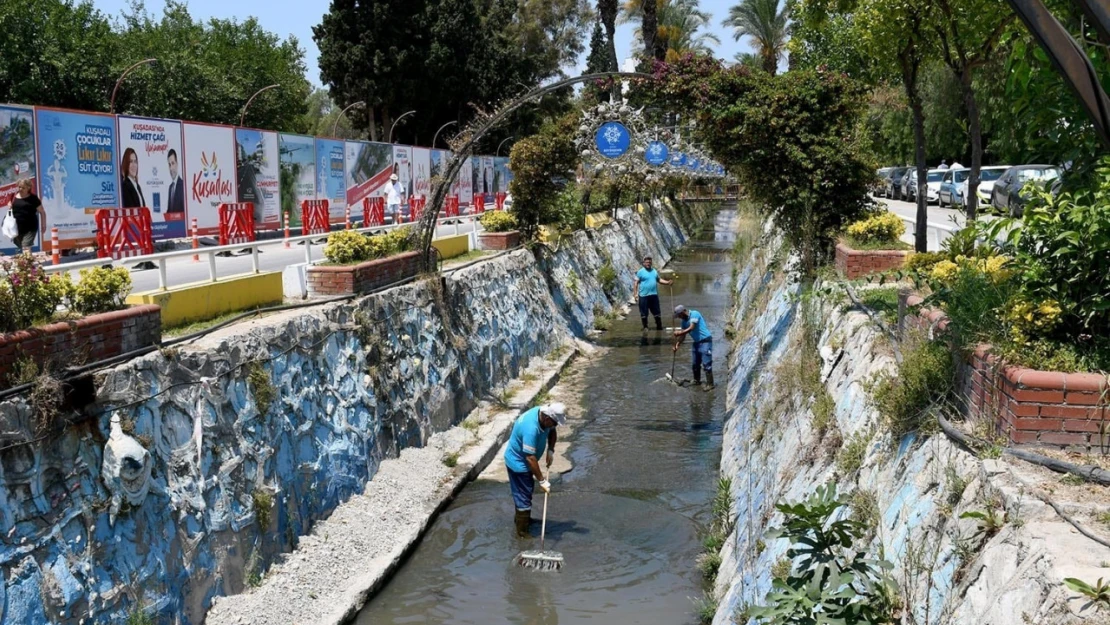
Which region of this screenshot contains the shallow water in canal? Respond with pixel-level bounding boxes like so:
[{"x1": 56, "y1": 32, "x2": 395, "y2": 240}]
[{"x1": 356, "y1": 209, "x2": 737, "y2": 625}]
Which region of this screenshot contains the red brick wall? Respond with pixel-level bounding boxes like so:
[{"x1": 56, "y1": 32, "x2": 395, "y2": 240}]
[
  {"x1": 0, "y1": 305, "x2": 162, "y2": 387},
  {"x1": 306, "y1": 251, "x2": 424, "y2": 297},
  {"x1": 477, "y1": 231, "x2": 521, "y2": 251},
  {"x1": 835, "y1": 242, "x2": 909, "y2": 279}
]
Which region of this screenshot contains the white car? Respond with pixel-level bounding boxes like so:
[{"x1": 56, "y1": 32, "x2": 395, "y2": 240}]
[
  {"x1": 958, "y1": 166, "x2": 1010, "y2": 206},
  {"x1": 924, "y1": 169, "x2": 944, "y2": 203}
]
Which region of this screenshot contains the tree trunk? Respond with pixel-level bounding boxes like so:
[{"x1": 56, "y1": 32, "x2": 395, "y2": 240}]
[
  {"x1": 642, "y1": 0, "x2": 663, "y2": 62},
  {"x1": 902, "y1": 58, "x2": 928, "y2": 253},
  {"x1": 599, "y1": 0, "x2": 619, "y2": 100},
  {"x1": 959, "y1": 69, "x2": 982, "y2": 221}
]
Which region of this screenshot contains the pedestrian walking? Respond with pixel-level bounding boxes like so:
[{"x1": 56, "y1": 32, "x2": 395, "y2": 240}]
[
  {"x1": 632, "y1": 256, "x2": 672, "y2": 331},
  {"x1": 5, "y1": 179, "x2": 46, "y2": 253},
  {"x1": 672, "y1": 305, "x2": 714, "y2": 390},
  {"x1": 504, "y1": 403, "x2": 566, "y2": 538},
  {"x1": 386, "y1": 174, "x2": 403, "y2": 223}
]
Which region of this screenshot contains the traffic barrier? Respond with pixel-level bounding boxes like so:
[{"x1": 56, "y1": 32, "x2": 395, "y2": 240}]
[
  {"x1": 363, "y1": 197, "x2": 385, "y2": 226},
  {"x1": 410, "y1": 196, "x2": 426, "y2": 222},
  {"x1": 218, "y1": 202, "x2": 256, "y2": 246},
  {"x1": 474, "y1": 196, "x2": 485, "y2": 214},
  {"x1": 300, "y1": 200, "x2": 330, "y2": 236},
  {"x1": 95, "y1": 207, "x2": 154, "y2": 260},
  {"x1": 191, "y1": 218, "x2": 200, "y2": 262},
  {"x1": 445, "y1": 196, "x2": 459, "y2": 217},
  {"x1": 495, "y1": 192, "x2": 507, "y2": 211}
]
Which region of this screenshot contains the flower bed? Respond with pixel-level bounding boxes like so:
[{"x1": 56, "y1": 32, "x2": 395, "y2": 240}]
[
  {"x1": 306, "y1": 251, "x2": 425, "y2": 296},
  {"x1": 477, "y1": 231, "x2": 521, "y2": 251},
  {"x1": 835, "y1": 242, "x2": 909, "y2": 279},
  {"x1": 0, "y1": 305, "x2": 162, "y2": 387}
]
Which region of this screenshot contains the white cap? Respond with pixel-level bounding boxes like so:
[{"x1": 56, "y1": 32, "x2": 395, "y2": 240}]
[
  {"x1": 390, "y1": 173, "x2": 399, "y2": 181},
  {"x1": 541, "y1": 402, "x2": 567, "y2": 426}
]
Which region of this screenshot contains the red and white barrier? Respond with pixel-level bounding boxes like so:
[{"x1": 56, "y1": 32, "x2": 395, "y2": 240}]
[
  {"x1": 300, "y1": 200, "x2": 330, "y2": 236},
  {"x1": 95, "y1": 207, "x2": 154, "y2": 260},
  {"x1": 218, "y1": 202, "x2": 256, "y2": 246},
  {"x1": 363, "y1": 197, "x2": 385, "y2": 227}
]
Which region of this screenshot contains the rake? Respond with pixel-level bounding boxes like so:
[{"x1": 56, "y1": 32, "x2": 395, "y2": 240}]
[{"x1": 515, "y1": 490, "x2": 564, "y2": 571}]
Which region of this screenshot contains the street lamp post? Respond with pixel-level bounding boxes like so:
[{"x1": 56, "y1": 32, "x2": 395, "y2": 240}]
[
  {"x1": 496, "y1": 136, "x2": 515, "y2": 156},
  {"x1": 110, "y1": 58, "x2": 157, "y2": 114},
  {"x1": 240, "y1": 84, "x2": 281, "y2": 127},
  {"x1": 432, "y1": 120, "x2": 458, "y2": 148},
  {"x1": 332, "y1": 100, "x2": 366, "y2": 137},
  {"x1": 388, "y1": 110, "x2": 416, "y2": 144}
]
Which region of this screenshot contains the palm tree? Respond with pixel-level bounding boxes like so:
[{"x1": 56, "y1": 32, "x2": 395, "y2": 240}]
[
  {"x1": 620, "y1": 0, "x2": 719, "y2": 60},
  {"x1": 722, "y1": 0, "x2": 789, "y2": 75}
]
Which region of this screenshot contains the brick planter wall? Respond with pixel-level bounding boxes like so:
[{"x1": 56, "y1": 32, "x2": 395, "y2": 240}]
[
  {"x1": 0, "y1": 305, "x2": 162, "y2": 387},
  {"x1": 306, "y1": 251, "x2": 424, "y2": 297},
  {"x1": 835, "y1": 242, "x2": 909, "y2": 279},
  {"x1": 477, "y1": 231, "x2": 521, "y2": 251},
  {"x1": 902, "y1": 293, "x2": 1109, "y2": 450}
]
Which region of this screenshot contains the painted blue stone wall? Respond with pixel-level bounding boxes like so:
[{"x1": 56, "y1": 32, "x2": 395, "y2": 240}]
[{"x1": 0, "y1": 201, "x2": 697, "y2": 625}]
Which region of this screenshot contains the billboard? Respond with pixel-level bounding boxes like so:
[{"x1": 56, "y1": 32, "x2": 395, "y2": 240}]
[
  {"x1": 279, "y1": 134, "x2": 316, "y2": 227},
  {"x1": 392, "y1": 145, "x2": 412, "y2": 200},
  {"x1": 183, "y1": 122, "x2": 236, "y2": 234},
  {"x1": 345, "y1": 141, "x2": 392, "y2": 207},
  {"x1": 315, "y1": 138, "x2": 345, "y2": 227},
  {"x1": 0, "y1": 105, "x2": 36, "y2": 253},
  {"x1": 494, "y1": 156, "x2": 512, "y2": 194},
  {"x1": 470, "y1": 157, "x2": 481, "y2": 205},
  {"x1": 235, "y1": 128, "x2": 282, "y2": 228},
  {"x1": 117, "y1": 115, "x2": 186, "y2": 240},
  {"x1": 480, "y1": 156, "x2": 495, "y2": 203},
  {"x1": 412, "y1": 147, "x2": 431, "y2": 200},
  {"x1": 35, "y1": 108, "x2": 119, "y2": 248},
  {"x1": 457, "y1": 154, "x2": 473, "y2": 207},
  {"x1": 430, "y1": 149, "x2": 456, "y2": 198}
]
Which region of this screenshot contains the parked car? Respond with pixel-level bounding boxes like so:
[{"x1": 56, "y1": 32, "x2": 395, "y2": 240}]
[
  {"x1": 885, "y1": 167, "x2": 909, "y2": 199},
  {"x1": 959, "y1": 166, "x2": 1010, "y2": 209},
  {"x1": 898, "y1": 169, "x2": 915, "y2": 200},
  {"x1": 991, "y1": 165, "x2": 1061, "y2": 217},
  {"x1": 938, "y1": 168, "x2": 969, "y2": 207},
  {"x1": 874, "y1": 167, "x2": 895, "y2": 196}
]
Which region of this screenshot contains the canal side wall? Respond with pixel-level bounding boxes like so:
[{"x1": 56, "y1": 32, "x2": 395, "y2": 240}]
[
  {"x1": 0, "y1": 201, "x2": 704, "y2": 625},
  {"x1": 714, "y1": 234, "x2": 1108, "y2": 624}
]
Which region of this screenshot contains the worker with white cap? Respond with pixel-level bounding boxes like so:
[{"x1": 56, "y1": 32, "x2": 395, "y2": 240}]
[
  {"x1": 503, "y1": 402, "x2": 567, "y2": 538},
  {"x1": 385, "y1": 172, "x2": 404, "y2": 223}
]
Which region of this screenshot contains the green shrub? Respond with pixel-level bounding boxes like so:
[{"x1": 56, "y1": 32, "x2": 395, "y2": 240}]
[
  {"x1": 71, "y1": 266, "x2": 132, "y2": 315},
  {"x1": 835, "y1": 431, "x2": 870, "y2": 476},
  {"x1": 872, "y1": 338, "x2": 954, "y2": 440},
  {"x1": 479, "y1": 211, "x2": 518, "y2": 233},
  {"x1": 323, "y1": 230, "x2": 371, "y2": 264},
  {"x1": 903, "y1": 251, "x2": 946, "y2": 273},
  {"x1": 0, "y1": 255, "x2": 67, "y2": 331},
  {"x1": 597, "y1": 261, "x2": 618, "y2": 293}
]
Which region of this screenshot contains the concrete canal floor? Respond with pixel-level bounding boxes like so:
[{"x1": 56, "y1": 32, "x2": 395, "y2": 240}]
[{"x1": 355, "y1": 208, "x2": 738, "y2": 624}]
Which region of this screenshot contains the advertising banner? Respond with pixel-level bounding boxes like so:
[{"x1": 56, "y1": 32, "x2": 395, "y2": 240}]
[
  {"x1": 469, "y1": 157, "x2": 481, "y2": 205},
  {"x1": 117, "y1": 115, "x2": 186, "y2": 240},
  {"x1": 315, "y1": 138, "x2": 345, "y2": 227},
  {"x1": 35, "y1": 108, "x2": 119, "y2": 248},
  {"x1": 494, "y1": 157, "x2": 512, "y2": 194},
  {"x1": 457, "y1": 155, "x2": 473, "y2": 207},
  {"x1": 0, "y1": 105, "x2": 36, "y2": 253},
  {"x1": 392, "y1": 145, "x2": 411, "y2": 200},
  {"x1": 431, "y1": 150, "x2": 458, "y2": 198},
  {"x1": 480, "y1": 156, "x2": 495, "y2": 203},
  {"x1": 412, "y1": 147, "x2": 431, "y2": 200},
  {"x1": 235, "y1": 128, "x2": 282, "y2": 228},
  {"x1": 183, "y1": 122, "x2": 236, "y2": 234},
  {"x1": 278, "y1": 134, "x2": 316, "y2": 227},
  {"x1": 345, "y1": 141, "x2": 392, "y2": 207}
]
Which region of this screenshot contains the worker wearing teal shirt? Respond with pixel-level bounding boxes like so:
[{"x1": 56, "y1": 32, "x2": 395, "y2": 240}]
[
  {"x1": 673, "y1": 304, "x2": 714, "y2": 389},
  {"x1": 504, "y1": 403, "x2": 567, "y2": 537},
  {"x1": 633, "y1": 256, "x2": 672, "y2": 331}
]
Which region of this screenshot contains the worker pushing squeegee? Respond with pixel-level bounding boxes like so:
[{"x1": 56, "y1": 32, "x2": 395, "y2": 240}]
[
  {"x1": 672, "y1": 305, "x2": 715, "y2": 391},
  {"x1": 505, "y1": 403, "x2": 567, "y2": 570}
]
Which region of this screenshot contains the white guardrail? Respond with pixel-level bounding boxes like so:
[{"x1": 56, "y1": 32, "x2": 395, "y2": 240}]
[{"x1": 41, "y1": 213, "x2": 486, "y2": 291}]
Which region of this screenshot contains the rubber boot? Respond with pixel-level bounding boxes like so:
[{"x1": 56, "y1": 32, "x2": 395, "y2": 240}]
[
  {"x1": 704, "y1": 370, "x2": 715, "y2": 391},
  {"x1": 693, "y1": 367, "x2": 701, "y2": 387},
  {"x1": 654, "y1": 316, "x2": 664, "y2": 331},
  {"x1": 514, "y1": 509, "x2": 531, "y2": 538}
]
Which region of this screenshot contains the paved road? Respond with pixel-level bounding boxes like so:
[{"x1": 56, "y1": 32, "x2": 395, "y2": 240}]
[
  {"x1": 877, "y1": 196, "x2": 966, "y2": 230},
  {"x1": 56, "y1": 220, "x2": 479, "y2": 294}
]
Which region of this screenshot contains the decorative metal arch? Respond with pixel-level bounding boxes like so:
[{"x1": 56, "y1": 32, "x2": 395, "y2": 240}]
[{"x1": 416, "y1": 72, "x2": 652, "y2": 270}]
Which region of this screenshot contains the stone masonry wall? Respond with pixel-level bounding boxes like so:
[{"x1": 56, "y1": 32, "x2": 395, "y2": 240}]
[
  {"x1": 0, "y1": 200, "x2": 701, "y2": 625},
  {"x1": 714, "y1": 229, "x2": 1108, "y2": 625}
]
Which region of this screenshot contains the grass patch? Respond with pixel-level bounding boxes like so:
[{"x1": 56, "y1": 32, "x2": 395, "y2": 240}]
[
  {"x1": 520, "y1": 372, "x2": 538, "y2": 384},
  {"x1": 126, "y1": 607, "x2": 154, "y2": 625},
  {"x1": 836, "y1": 431, "x2": 871, "y2": 476},
  {"x1": 252, "y1": 489, "x2": 274, "y2": 530},
  {"x1": 462, "y1": 418, "x2": 480, "y2": 433},
  {"x1": 598, "y1": 261, "x2": 618, "y2": 293},
  {"x1": 697, "y1": 551, "x2": 722, "y2": 582},
  {"x1": 530, "y1": 390, "x2": 551, "y2": 408},
  {"x1": 851, "y1": 287, "x2": 901, "y2": 325},
  {"x1": 441, "y1": 249, "x2": 489, "y2": 266},
  {"x1": 164, "y1": 309, "x2": 260, "y2": 338},
  {"x1": 842, "y1": 234, "x2": 913, "y2": 251},
  {"x1": 770, "y1": 556, "x2": 792, "y2": 580},
  {"x1": 694, "y1": 593, "x2": 718, "y2": 624},
  {"x1": 247, "y1": 361, "x2": 276, "y2": 413},
  {"x1": 1098, "y1": 511, "x2": 1110, "y2": 529},
  {"x1": 850, "y1": 489, "x2": 881, "y2": 535},
  {"x1": 871, "y1": 336, "x2": 954, "y2": 441},
  {"x1": 443, "y1": 451, "x2": 460, "y2": 468},
  {"x1": 497, "y1": 388, "x2": 516, "y2": 406}
]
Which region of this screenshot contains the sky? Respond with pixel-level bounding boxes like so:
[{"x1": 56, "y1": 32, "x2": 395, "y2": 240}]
[{"x1": 91, "y1": 0, "x2": 757, "y2": 87}]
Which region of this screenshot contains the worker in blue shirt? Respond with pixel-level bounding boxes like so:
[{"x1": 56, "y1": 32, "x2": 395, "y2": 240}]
[
  {"x1": 504, "y1": 403, "x2": 567, "y2": 537},
  {"x1": 673, "y1": 305, "x2": 714, "y2": 390},
  {"x1": 632, "y1": 256, "x2": 673, "y2": 331}
]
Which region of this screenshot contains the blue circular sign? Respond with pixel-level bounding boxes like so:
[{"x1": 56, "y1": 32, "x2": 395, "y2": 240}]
[
  {"x1": 595, "y1": 122, "x2": 631, "y2": 159},
  {"x1": 672, "y1": 152, "x2": 686, "y2": 167},
  {"x1": 688, "y1": 158, "x2": 699, "y2": 171},
  {"x1": 645, "y1": 141, "x2": 669, "y2": 166}
]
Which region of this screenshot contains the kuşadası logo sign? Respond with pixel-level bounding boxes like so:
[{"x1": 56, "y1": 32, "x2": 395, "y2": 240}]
[
  {"x1": 645, "y1": 141, "x2": 669, "y2": 166},
  {"x1": 671, "y1": 152, "x2": 686, "y2": 168},
  {"x1": 594, "y1": 122, "x2": 631, "y2": 159}
]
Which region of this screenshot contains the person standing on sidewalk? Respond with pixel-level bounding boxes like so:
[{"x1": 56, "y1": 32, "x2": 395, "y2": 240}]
[
  {"x1": 385, "y1": 174, "x2": 404, "y2": 223},
  {"x1": 7, "y1": 179, "x2": 46, "y2": 253},
  {"x1": 632, "y1": 256, "x2": 672, "y2": 331},
  {"x1": 673, "y1": 305, "x2": 714, "y2": 390}
]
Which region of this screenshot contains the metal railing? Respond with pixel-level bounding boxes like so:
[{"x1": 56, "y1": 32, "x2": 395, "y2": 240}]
[{"x1": 42, "y1": 213, "x2": 486, "y2": 291}]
